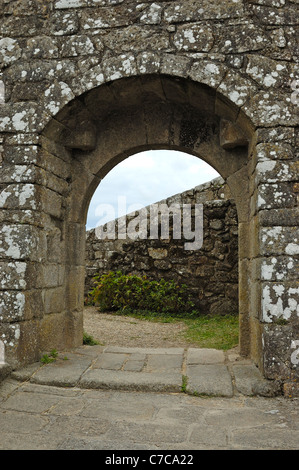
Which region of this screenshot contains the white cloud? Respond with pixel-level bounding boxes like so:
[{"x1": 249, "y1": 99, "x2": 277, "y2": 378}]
[
  {"x1": 120, "y1": 153, "x2": 156, "y2": 170},
  {"x1": 86, "y1": 150, "x2": 219, "y2": 230}
]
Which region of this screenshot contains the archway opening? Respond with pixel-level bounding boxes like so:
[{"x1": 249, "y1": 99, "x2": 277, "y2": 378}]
[
  {"x1": 84, "y1": 149, "x2": 240, "y2": 349},
  {"x1": 19, "y1": 73, "x2": 255, "y2": 371}
]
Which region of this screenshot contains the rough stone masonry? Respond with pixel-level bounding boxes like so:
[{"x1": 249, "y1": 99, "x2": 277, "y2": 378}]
[{"x1": 0, "y1": 0, "x2": 298, "y2": 395}]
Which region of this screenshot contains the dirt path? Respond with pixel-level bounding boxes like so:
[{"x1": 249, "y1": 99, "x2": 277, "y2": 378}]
[{"x1": 83, "y1": 306, "x2": 198, "y2": 349}]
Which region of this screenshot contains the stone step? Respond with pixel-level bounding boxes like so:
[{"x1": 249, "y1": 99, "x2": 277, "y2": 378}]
[{"x1": 8, "y1": 346, "x2": 281, "y2": 397}]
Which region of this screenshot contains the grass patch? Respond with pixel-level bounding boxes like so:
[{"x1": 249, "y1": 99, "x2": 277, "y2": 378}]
[
  {"x1": 40, "y1": 349, "x2": 59, "y2": 364},
  {"x1": 181, "y1": 375, "x2": 188, "y2": 393},
  {"x1": 83, "y1": 331, "x2": 101, "y2": 346},
  {"x1": 107, "y1": 309, "x2": 239, "y2": 350},
  {"x1": 182, "y1": 314, "x2": 239, "y2": 350}
]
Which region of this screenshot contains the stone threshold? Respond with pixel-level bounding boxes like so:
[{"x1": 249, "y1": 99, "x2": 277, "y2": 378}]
[{"x1": 9, "y1": 346, "x2": 281, "y2": 398}]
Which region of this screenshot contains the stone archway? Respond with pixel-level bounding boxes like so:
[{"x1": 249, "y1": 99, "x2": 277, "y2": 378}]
[
  {"x1": 7, "y1": 73, "x2": 254, "y2": 367},
  {"x1": 0, "y1": 2, "x2": 298, "y2": 392}
]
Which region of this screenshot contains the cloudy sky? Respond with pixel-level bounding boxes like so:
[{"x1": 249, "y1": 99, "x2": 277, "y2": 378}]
[{"x1": 86, "y1": 150, "x2": 220, "y2": 230}]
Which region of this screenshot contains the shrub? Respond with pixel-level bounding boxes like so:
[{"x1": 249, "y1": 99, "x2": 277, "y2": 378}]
[{"x1": 88, "y1": 271, "x2": 195, "y2": 314}]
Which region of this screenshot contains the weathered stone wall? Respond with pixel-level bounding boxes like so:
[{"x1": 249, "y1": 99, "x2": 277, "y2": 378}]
[
  {"x1": 85, "y1": 177, "x2": 239, "y2": 315},
  {"x1": 0, "y1": 0, "x2": 298, "y2": 393}
]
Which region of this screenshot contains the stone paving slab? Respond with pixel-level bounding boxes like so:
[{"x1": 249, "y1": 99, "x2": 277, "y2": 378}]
[
  {"x1": 29, "y1": 353, "x2": 93, "y2": 388},
  {"x1": 123, "y1": 353, "x2": 146, "y2": 372},
  {"x1": 186, "y1": 348, "x2": 225, "y2": 364},
  {"x1": 144, "y1": 354, "x2": 183, "y2": 373},
  {"x1": 94, "y1": 353, "x2": 129, "y2": 370},
  {"x1": 186, "y1": 364, "x2": 234, "y2": 397},
  {"x1": 232, "y1": 364, "x2": 282, "y2": 397}
]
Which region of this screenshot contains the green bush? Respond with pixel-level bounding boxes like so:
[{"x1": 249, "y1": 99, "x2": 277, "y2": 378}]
[{"x1": 88, "y1": 271, "x2": 195, "y2": 314}]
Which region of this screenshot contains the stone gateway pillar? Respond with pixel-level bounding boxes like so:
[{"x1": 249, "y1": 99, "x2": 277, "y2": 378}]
[{"x1": 0, "y1": 0, "x2": 298, "y2": 394}]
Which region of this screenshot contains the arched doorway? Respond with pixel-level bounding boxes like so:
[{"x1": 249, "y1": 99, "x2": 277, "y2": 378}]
[{"x1": 36, "y1": 75, "x2": 254, "y2": 368}]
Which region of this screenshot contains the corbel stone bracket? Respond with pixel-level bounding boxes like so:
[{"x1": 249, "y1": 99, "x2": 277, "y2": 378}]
[
  {"x1": 62, "y1": 121, "x2": 97, "y2": 151},
  {"x1": 220, "y1": 119, "x2": 248, "y2": 150}
]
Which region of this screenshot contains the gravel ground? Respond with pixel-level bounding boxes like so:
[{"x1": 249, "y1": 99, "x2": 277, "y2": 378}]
[{"x1": 83, "y1": 306, "x2": 199, "y2": 348}]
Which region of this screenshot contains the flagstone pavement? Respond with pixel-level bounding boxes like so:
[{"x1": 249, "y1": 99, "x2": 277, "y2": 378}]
[{"x1": 0, "y1": 345, "x2": 298, "y2": 450}]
